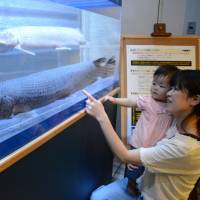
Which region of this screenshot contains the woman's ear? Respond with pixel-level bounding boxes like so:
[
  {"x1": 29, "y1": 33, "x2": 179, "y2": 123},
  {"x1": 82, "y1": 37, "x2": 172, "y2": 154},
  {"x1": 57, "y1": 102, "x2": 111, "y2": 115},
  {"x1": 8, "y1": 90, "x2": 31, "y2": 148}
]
[{"x1": 190, "y1": 95, "x2": 200, "y2": 106}]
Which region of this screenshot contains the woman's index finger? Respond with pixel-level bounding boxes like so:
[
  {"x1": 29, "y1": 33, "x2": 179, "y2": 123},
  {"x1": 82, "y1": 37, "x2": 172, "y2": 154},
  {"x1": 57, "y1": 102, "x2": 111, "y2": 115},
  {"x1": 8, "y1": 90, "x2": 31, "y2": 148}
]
[{"x1": 82, "y1": 90, "x2": 96, "y2": 101}]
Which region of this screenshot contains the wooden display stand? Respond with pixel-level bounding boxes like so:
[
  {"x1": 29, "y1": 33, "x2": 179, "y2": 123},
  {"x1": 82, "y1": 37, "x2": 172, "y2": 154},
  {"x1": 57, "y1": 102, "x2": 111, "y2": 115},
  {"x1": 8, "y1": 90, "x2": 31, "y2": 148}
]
[
  {"x1": 120, "y1": 36, "x2": 200, "y2": 145},
  {"x1": 0, "y1": 88, "x2": 119, "y2": 200}
]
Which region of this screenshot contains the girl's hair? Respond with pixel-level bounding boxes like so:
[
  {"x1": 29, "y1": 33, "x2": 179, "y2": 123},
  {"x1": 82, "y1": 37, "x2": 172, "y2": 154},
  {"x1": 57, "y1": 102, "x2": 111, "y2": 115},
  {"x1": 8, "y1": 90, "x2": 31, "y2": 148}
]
[
  {"x1": 173, "y1": 70, "x2": 200, "y2": 134},
  {"x1": 154, "y1": 65, "x2": 179, "y2": 86}
]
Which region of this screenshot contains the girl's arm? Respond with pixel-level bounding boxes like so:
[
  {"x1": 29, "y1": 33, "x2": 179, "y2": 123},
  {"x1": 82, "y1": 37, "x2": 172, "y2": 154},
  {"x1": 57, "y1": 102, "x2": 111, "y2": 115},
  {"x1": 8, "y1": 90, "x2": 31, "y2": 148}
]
[
  {"x1": 105, "y1": 96, "x2": 137, "y2": 108},
  {"x1": 83, "y1": 90, "x2": 142, "y2": 166}
]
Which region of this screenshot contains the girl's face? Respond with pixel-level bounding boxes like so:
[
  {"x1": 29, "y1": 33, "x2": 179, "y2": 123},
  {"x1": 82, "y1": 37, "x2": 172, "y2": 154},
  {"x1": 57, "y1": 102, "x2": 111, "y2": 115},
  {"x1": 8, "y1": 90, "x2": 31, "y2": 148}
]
[
  {"x1": 150, "y1": 76, "x2": 171, "y2": 102},
  {"x1": 166, "y1": 87, "x2": 195, "y2": 116}
]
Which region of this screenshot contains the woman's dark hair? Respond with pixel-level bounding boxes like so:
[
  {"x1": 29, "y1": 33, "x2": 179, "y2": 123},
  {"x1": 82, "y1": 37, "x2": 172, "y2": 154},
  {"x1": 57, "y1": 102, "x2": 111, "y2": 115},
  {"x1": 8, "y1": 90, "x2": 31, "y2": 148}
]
[
  {"x1": 173, "y1": 70, "x2": 200, "y2": 134},
  {"x1": 154, "y1": 65, "x2": 179, "y2": 86}
]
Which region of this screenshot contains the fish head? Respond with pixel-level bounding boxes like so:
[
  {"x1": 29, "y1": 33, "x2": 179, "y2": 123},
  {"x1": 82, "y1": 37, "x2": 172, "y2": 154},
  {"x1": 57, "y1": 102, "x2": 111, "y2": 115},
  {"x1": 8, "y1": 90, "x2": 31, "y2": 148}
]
[
  {"x1": 0, "y1": 96, "x2": 15, "y2": 118},
  {"x1": 0, "y1": 30, "x2": 18, "y2": 53},
  {"x1": 93, "y1": 56, "x2": 116, "y2": 78}
]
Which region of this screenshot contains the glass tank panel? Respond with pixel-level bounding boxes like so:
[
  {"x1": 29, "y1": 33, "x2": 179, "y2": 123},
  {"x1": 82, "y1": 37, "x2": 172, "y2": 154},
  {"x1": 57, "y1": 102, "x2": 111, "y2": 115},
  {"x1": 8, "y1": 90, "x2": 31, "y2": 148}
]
[{"x1": 0, "y1": 0, "x2": 120, "y2": 159}]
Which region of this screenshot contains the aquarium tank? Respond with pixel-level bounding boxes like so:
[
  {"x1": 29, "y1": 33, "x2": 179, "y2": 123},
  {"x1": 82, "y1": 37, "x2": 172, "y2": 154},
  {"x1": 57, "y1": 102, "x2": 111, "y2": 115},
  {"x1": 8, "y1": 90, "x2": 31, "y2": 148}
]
[{"x1": 0, "y1": 0, "x2": 121, "y2": 159}]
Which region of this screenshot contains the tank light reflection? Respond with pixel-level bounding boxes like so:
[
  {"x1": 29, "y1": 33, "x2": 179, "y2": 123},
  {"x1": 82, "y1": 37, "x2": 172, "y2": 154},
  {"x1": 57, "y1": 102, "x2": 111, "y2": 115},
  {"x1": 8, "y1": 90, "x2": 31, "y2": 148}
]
[{"x1": 47, "y1": 0, "x2": 120, "y2": 8}]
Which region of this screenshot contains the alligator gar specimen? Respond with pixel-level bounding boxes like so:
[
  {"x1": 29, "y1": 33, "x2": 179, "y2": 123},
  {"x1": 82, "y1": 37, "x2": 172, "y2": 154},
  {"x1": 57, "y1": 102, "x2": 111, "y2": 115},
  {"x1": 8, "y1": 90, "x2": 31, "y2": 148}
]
[
  {"x1": 0, "y1": 58, "x2": 115, "y2": 118},
  {"x1": 0, "y1": 26, "x2": 86, "y2": 55}
]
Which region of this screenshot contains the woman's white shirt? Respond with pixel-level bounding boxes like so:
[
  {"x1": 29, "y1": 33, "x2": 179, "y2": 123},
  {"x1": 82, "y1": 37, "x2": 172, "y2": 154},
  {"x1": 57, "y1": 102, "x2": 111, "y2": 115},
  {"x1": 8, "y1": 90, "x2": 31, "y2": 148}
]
[{"x1": 138, "y1": 125, "x2": 200, "y2": 200}]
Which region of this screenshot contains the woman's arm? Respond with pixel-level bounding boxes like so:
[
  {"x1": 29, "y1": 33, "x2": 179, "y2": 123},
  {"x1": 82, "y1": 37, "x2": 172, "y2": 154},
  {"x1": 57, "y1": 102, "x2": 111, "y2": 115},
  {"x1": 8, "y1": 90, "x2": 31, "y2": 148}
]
[{"x1": 83, "y1": 90, "x2": 142, "y2": 166}]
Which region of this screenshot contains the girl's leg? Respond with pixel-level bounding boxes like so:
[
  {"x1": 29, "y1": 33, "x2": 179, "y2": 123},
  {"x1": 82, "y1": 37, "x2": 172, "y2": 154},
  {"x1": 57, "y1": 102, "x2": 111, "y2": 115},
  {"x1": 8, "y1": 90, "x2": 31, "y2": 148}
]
[
  {"x1": 126, "y1": 165, "x2": 145, "y2": 196},
  {"x1": 90, "y1": 178, "x2": 141, "y2": 200}
]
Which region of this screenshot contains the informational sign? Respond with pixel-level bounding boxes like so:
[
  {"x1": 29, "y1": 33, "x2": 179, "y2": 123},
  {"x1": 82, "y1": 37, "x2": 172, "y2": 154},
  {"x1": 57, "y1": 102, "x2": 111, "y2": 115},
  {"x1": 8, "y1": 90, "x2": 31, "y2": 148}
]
[{"x1": 126, "y1": 45, "x2": 196, "y2": 136}]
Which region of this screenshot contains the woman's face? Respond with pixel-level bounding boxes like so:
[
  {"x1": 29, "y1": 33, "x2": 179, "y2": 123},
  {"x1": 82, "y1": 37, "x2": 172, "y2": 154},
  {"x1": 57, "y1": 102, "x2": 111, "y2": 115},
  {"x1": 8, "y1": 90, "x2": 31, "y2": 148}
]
[{"x1": 166, "y1": 87, "x2": 193, "y2": 116}]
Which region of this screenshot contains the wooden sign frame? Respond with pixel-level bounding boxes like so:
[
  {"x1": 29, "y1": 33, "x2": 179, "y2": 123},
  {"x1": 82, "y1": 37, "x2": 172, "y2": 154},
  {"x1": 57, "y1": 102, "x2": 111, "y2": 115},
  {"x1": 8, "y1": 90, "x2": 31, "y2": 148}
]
[{"x1": 120, "y1": 36, "x2": 200, "y2": 145}]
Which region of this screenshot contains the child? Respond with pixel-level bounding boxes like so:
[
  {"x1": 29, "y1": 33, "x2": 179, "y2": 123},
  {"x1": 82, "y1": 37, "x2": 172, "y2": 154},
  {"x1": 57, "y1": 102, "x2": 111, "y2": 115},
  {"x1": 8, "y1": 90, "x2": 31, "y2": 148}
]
[{"x1": 105, "y1": 65, "x2": 179, "y2": 195}]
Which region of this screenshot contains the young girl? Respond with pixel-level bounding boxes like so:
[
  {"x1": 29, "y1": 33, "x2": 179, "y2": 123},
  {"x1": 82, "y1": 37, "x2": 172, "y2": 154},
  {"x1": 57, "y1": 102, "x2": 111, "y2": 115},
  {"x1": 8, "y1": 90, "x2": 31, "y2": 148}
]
[
  {"x1": 83, "y1": 69, "x2": 200, "y2": 200},
  {"x1": 106, "y1": 65, "x2": 179, "y2": 195}
]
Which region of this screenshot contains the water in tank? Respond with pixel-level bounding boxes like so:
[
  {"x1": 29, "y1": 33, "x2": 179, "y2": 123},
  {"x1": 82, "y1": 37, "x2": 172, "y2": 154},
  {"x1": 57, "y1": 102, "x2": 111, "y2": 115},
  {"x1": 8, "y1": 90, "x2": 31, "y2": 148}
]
[{"x1": 0, "y1": 0, "x2": 120, "y2": 159}]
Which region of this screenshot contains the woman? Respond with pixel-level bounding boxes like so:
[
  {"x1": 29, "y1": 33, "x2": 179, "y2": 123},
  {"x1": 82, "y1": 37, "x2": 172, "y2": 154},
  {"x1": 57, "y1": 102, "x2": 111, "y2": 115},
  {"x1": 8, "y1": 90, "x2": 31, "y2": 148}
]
[{"x1": 83, "y1": 69, "x2": 200, "y2": 200}]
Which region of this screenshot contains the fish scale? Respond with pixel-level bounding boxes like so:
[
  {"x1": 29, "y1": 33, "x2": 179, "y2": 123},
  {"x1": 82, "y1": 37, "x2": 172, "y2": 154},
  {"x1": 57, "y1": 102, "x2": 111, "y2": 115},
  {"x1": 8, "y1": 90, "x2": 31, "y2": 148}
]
[{"x1": 0, "y1": 59, "x2": 115, "y2": 118}]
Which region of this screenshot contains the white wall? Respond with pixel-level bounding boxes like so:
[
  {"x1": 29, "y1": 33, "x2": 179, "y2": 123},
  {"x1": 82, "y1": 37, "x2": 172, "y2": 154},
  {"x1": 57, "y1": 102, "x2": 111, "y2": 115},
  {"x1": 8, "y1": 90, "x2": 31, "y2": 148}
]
[
  {"x1": 121, "y1": 0, "x2": 187, "y2": 36},
  {"x1": 86, "y1": 0, "x2": 200, "y2": 36},
  {"x1": 122, "y1": 0, "x2": 156, "y2": 35},
  {"x1": 161, "y1": 0, "x2": 187, "y2": 35},
  {"x1": 183, "y1": 0, "x2": 200, "y2": 35},
  {"x1": 87, "y1": 7, "x2": 121, "y2": 19}
]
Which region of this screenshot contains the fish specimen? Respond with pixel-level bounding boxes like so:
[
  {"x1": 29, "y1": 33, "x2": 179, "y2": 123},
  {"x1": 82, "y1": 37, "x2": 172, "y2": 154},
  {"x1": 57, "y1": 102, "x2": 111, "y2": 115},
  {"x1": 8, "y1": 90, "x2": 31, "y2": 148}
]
[
  {"x1": 0, "y1": 57, "x2": 115, "y2": 118},
  {"x1": 0, "y1": 26, "x2": 86, "y2": 55}
]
